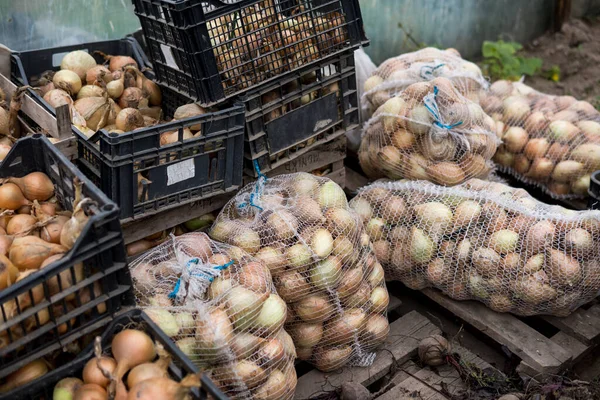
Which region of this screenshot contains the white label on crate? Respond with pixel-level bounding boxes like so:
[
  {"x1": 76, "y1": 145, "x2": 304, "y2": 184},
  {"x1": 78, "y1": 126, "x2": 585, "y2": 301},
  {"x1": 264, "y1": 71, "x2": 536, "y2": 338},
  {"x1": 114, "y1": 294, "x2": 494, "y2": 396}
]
[
  {"x1": 167, "y1": 159, "x2": 195, "y2": 186},
  {"x1": 160, "y1": 44, "x2": 180, "y2": 70},
  {"x1": 314, "y1": 119, "x2": 332, "y2": 132}
]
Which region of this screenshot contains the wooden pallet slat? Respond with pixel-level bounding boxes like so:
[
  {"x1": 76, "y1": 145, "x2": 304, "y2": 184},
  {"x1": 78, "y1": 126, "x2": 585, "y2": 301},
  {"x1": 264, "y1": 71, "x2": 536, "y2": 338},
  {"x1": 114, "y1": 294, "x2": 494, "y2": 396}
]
[
  {"x1": 422, "y1": 289, "x2": 572, "y2": 374},
  {"x1": 294, "y1": 310, "x2": 441, "y2": 399},
  {"x1": 543, "y1": 304, "x2": 600, "y2": 345}
]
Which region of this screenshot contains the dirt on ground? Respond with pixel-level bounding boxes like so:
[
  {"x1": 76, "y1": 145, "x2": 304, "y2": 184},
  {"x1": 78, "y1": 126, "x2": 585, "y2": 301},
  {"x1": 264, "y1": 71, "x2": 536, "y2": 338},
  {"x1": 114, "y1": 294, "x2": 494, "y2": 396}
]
[{"x1": 519, "y1": 16, "x2": 600, "y2": 108}]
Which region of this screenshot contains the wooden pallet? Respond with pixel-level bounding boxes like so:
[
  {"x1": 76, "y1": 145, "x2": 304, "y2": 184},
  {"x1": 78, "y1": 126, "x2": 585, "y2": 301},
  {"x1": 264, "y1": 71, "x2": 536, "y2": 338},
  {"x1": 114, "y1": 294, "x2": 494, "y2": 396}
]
[
  {"x1": 422, "y1": 288, "x2": 600, "y2": 378},
  {"x1": 0, "y1": 73, "x2": 75, "y2": 159},
  {"x1": 294, "y1": 296, "x2": 505, "y2": 400}
]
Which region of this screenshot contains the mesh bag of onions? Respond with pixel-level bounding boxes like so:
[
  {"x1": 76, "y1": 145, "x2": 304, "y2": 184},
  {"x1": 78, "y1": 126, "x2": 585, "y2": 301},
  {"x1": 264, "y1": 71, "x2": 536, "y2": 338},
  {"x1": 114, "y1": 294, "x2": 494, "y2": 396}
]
[
  {"x1": 130, "y1": 232, "x2": 297, "y2": 400},
  {"x1": 481, "y1": 80, "x2": 600, "y2": 199},
  {"x1": 349, "y1": 179, "x2": 600, "y2": 317},
  {"x1": 358, "y1": 78, "x2": 499, "y2": 185},
  {"x1": 209, "y1": 172, "x2": 390, "y2": 372},
  {"x1": 362, "y1": 47, "x2": 488, "y2": 117}
]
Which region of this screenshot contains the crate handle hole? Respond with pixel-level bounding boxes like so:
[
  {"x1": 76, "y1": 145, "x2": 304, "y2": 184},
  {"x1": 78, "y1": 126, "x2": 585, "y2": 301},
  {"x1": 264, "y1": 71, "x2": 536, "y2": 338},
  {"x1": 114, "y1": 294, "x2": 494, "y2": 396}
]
[{"x1": 102, "y1": 204, "x2": 116, "y2": 212}]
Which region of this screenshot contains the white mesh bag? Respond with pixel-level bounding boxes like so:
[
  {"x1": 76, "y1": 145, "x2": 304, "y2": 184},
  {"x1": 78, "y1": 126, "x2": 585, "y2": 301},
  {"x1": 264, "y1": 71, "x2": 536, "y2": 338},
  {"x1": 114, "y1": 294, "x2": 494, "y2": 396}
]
[
  {"x1": 130, "y1": 232, "x2": 297, "y2": 399},
  {"x1": 209, "y1": 172, "x2": 390, "y2": 372},
  {"x1": 481, "y1": 79, "x2": 600, "y2": 199},
  {"x1": 350, "y1": 179, "x2": 600, "y2": 317},
  {"x1": 359, "y1": 78, "x2": 500, "y2": 185},
  {"x1": 363, "y1": 47, "x2": 488, "y2": 116}
]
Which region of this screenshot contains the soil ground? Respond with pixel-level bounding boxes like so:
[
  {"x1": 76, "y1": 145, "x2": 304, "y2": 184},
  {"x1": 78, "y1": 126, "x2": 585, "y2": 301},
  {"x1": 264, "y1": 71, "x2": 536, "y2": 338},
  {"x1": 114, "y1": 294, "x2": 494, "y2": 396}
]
[{"x1": 519, "y1": 16, "x2": 600, "y2": 109}]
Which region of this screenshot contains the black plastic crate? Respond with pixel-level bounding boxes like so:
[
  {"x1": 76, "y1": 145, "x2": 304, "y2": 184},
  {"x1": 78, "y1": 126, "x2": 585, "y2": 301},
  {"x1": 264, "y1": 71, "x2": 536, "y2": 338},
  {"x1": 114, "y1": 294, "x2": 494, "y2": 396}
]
[
  {"x1": 2, "y1": 309, "x2": 227, "y2": 400},
  {"x1": 132, "y1": 0, "x2": 367, "y2": 105},
  {"x1": 590, "y1": 170, "x2": 600, "y2": 210},
  {"x1": 10, "y1": 37, "x2": 151, "y2": 121},
  {"x1": 73, "y1": 93, "x2": 245, "y2": 222},
  {"x1": 243, "y1": 49, "x2": 357, "y2": 176},
  {"x1": 0, "y1": 135, "x2": 133, "y2": 382}
]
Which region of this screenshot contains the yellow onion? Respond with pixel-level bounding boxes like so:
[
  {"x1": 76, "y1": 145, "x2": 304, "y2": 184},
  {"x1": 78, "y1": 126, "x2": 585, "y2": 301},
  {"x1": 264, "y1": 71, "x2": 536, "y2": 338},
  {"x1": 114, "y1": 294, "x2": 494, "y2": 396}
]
[
  {"x1": 43, "y1": 89, "x2": 73, "y2": 108},
  {"x1": 0, "y1": 254, "x2": 18, "y2": 290},
  {"x1": 118, "y1": 87, "x2": 144, "y2": 109},
  {"x1": 77, "y1": 85, "x2": 104, "y2": 99},
  {"x1": 174, "y1": 104, "x2": 205, "y2": 131},
  {"x1": 313, "y1": 346, "x2": 352, "y2": 372},
  {"x1": 115, "y1": 108, "x2": 144, "y2": 132},
  {"x1": 226, "y1": 286, "x2": 268, "y2": 329},
  {"x1": 0, "y1": 360, "x2": 48, "y2": 393},
  {"x1": 253, "y1": 369, "x2": 289, "y2": 400},
  {"x1": 362, "y1": 314, "x2": 389, "y2": 347},
  {"x1": 323, "y1": 308, "x2": 366, "y2": 346},
  {"x1": 7, "y1": 172, "x2": 54, "y2": 201},
  {"x1": 74, "y1": 95, "x2": 110, "y2": 131},
  {"x1": 53, "y1": 378, "x2": 84, "y2": 400},
  {"x1": 253, "y1": 294, "x2": 287, "y2": 336},
  {"x1": 295, "y1": 293, "x2": 334, "y2": 322},
  {"x1": 418, "y1": 335, "x2": 450, "y2": 366},
  {"x1": 9, "y1": 236, "x2": 67, "y2": 270},
  {"x1": 53, "y1": 69, "x2": 82, "y2": 96},
  {"x1": 61, "y1": 50, "x2": 96, "y2": 80},
  {"x1": 86, "y1": 65, "x2": 111, "y2": 85}
]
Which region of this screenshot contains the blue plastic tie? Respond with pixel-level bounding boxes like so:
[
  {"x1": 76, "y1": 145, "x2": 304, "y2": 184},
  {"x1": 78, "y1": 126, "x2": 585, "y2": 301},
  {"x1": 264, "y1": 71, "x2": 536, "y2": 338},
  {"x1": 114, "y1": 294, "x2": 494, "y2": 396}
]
[
  {"x1": 238, "y1": 160, "x2": 267, "y2": 211},
  {"x1": 168, "y1": 258, "x2": 234, "y2": 299},
  {"x1": 420, "y1": 62, "x2": 445, "y2": 80},
  {"x1": 423, "y1": 86, "x2": 463, "y2": 130}
]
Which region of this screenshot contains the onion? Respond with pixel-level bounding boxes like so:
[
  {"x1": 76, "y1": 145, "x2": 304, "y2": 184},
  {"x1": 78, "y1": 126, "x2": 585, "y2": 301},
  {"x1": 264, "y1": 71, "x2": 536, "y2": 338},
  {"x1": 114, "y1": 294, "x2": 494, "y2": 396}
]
[
  {"x1": 314, "y1": 346, "x2": 352, "y2": 372},
  {"x1": 275, "y1": 271, "x2": 311, "y2": 302},
  {"x1": 290, "y1": 323, "x2": 323, "y2": 348},
  {"x1": 502, "y1": 96, "x2": 530, "y2": 122},
  {"x1": 54, "y1": 378, "x2": 84, "y2": 400},
  {"x1": 255, "y1": 246, "x2": 287, "y2": 274},
  {"x1": 126, "y1": 348, "x2": 170, "y2": 389},
  {"x1": 551, "y1": 160, "x2": 583, "y2": 183},
  {"x1": 6, "y1": 214, "x2": 37, "y2": 236},
  {"x1": 418, "y1": 335, "x2": 450, "y2": 366},
  {"x1": 230, "y1": 332, "x2": 265, "y2": 360},
  {"x1": 46, "y1": 261, "x2": 82, "y2": 300},
  {"x1": 61, "y1": 50, "x2": 96, "y2": 80},
  {"x1": 295, "y1": 293, "x2": 334, "y2": 322},
  {"x1": 141, "y1": 78, "x2": 162, "y2": 107},
  {"x1": 523, "y1": 138, "x2": 549, "y2": 159},
  {"x1": 0, "y1": 360, "x2": 48, "y2": 393},
  {"x1": 564, "y1": 228, "x2": 593, "y2": 254},
  {"x1": 577, "y1": 121, "x2": 600, "y2": 141},
  {"x1": 43, "y1": 89, "x2": 73, "y2": 108},
  {"x1": 77, "y1": 85, "x2": 104, "y2": 100},
  {"x1": 82, "y1": 356, "x2": 117, "y2": 387},
  {"x1": 367, "y1": 262, "x2": 385, "y2": 288},
  {"x1": 86, "y1": 65, "x2": 111, "y2": 85},
  {"x1": 117, "y1": 87, "x2": 143, "y2": 109},
  {"x1": 173, "y1": 104, "x2": 206, "y2": 131},
  {"x1": 332, "y1": 236, "x2": 356, "y2": 263},
  {"x1": 115, "y1": 108, "x2": 144, "y2": 132},
  {"x1": 73, "y1": 383, "x2": 107, "y2": 400},
  {"x1": 60, "y1": 181, "x2": 90, "y2": 250},
  {"x1": 453, "y1": 200, "x2": 482, "y2": 230},
  {"x1": 549, "y1": 120, "x2": 579, "y2": 143},
  {"x1": 310, "y1": 228, "x2": 334, "y2": 259},
  {"x1": 266, "y1": 210, "x2": 298, "y2": 241},
  {"x1": 317, "y1": 181, "x2": 348, "y2": 209},
  {"x1": 253, "y1": 293, "x2": 287, "y2": 335},
  {"x1": 80, "y1": 281, "x2": 107, "y2": 314},
  {"x1": 570, "y1": 144, "x2": 600, "y2": 171},
  {"x1": 0, "y1": 183, "x2": 30, "y2": 210},
  {"x1": 310, "y1": 255, "x2": 342, "y2": 290},
  {"x1": 472, "y1": 248, "x2": 501, "y2": 277},
  {"x1": 254, "y1": 369, "x2": 288, "y2": 400},
  {"x1": 175, "y1": 312, "x2": 195, "y2": 335},
  {"x1": 53, "y1": 70, "x2": 82, "y2": 96},
  {"x1": 257, "y1": 337, "x2": 286, "y2": 368},
  {"x1": 350, "y1": 197, "x2": 372, "y2": 223},
  {"x1": 414, "y1": 201, "x2": 453, "y2": 234},
  {"x1": 503, "y1": 127, "x2": 529, "y2": 153},
  {"x1": 0, "y1": 144, "x2": 11, "y2": 161},
  {"x1": 325, "y1": 208, "x2": 357, "y2": 237},
  {"x1": 362, "y1": 314, "x2": 390, "y2": 347},
  {"x1": 427, "y1": 162, "x2": 466, "y2": 186},
  {"x1": 106, "y1": 78, "x2": 125, "y2": 99},
  {"x1": 74, "y1": 96, "x2": 110, "y2": 131},
  {"x1": 7, "y1": 172, "x2": 54, "y2": 201},
  {"x1": 525, "y1": 221, "x2": 555, "y2": 252},
  {"x1": 0, "y1": 255, "x2": 18, "y2": 290},
  {"x1": 410, "y1": 227, "x2": 434, "y2": 264},
  {"x1": 111, "y1": 329, "x2": 156, "y2": 380},
  {"x1": 285, "y1": 243, "x2": 313, "y2": 271},
  {"x1": 366, "y1": 218, "x2": 386, "y2": 241},
  {"x1": 226, "y1": 286, "x2": 268, "y2": 329},
  {"x1": 547, "y1": 249, "x2": 582, "y2": 286},
  {"x1": 527, "y1": 158, "x2": 555, "y2": 179},
  {"x1": 9, "y1": 236, "x2": 67, "y2": 270},
  {"x1": 126, "y1": 240, "x2": 154, "y2": 257},
  {"x1": 144, "y1": 309, "x2": 179, "y2": 337},
  {"x1": 159, "y1": 128, "x2": 194, "y2": 146},
  {"x1": 488, "y1": 229, "x2": 519, "y2": 254},
  {"x1": 100, "y1": 54, "x2": 138, "y2": 72}
]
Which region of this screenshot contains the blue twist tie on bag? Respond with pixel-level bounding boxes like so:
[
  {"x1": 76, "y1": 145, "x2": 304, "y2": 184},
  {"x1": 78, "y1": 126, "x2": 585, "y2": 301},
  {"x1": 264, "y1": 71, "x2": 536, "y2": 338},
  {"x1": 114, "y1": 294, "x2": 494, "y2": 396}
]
[
  {"x1": 420, "y1": 62, "x2": 446, "y2": 80},
  {"x1": 423, "y1": 86, "x2": 463, "y2": 131},
  {"x1": 169, "y1": 258, "x2": 234, "y2": 301},
  {"x1": 238, "y1": 160, "x2": 267, "y2": 211}
]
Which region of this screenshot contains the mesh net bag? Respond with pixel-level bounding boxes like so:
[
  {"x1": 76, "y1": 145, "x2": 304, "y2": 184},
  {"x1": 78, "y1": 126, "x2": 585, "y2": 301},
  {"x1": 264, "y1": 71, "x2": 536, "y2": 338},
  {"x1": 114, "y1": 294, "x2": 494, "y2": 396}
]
[
  {"x1": 481, "y1": 79, "x2": 600, "y2": 199},
  {"x1": 130, "y1": 232, "x2": 297, "y2": 399},
  {"x1": 358, "y1": 78, "x2": 500, "y2": 185},
  {"x1": 209, "y1": 172, "x2": 390, "y2": 372},
  {"x1": 349, "y1": 179, "x2": 600, "y2": 317},
  {"x1": 362, "y1": 47, "x2": 488, "y2": 116}
]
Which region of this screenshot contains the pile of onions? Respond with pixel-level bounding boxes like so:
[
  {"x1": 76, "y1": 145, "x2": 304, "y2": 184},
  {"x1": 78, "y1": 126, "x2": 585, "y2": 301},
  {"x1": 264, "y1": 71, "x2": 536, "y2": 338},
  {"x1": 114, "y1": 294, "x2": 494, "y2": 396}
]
[
  {"x1": 363, "y1": 47, "x2": 488, "y2": 116},
  {"x1": 129, "y1": 232, "x2": 298, "y2": 399},
  {"x1": 0, "y1": 86, "x2": 31, "y2": 160},
  {"x1": 210, "y1": 10, "x2": 345, "y2": 91},
  {"x1": 0, "y1": 173, "x2": 96, "y2": 358},
  {"x1": 359, "y1": 77, "x2": 498, "y2": 186},
  {"x1": 209, "y1": 173, "x2": 390, "y2": 373},
  {"x1": 52, "y1": 329, "x2": 202, "y2": 400},
  {"x1": 481, "y1": 80, "x2": 600, "y2": 199},
  {"x1": 350, "y1": 178, "x2": 600, "y2": 317},
  {"x1": 30, "y1": 49, "x2": 170, "y2": 137}
]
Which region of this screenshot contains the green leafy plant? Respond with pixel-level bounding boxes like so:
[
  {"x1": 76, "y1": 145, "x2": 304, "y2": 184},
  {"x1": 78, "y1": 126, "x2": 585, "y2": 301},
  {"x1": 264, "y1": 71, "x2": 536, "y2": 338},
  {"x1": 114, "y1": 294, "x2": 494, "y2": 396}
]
[
  {"x1": 479, "y1": 40, "x2": 543, "y2": 81},
  {"x1": 544, "y1": 65, "x2": 561, "y2": 82}
]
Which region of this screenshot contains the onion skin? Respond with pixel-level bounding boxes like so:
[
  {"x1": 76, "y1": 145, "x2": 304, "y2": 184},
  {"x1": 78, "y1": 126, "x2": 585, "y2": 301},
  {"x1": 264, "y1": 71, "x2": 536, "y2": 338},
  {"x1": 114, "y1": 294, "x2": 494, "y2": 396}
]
[
  {"x1": 61, "y1": 50, "x2": 96, "y2": 80},
  {"x1": 73, "y1": 383, "x2": 107, "y2": 400},
  {"x1": 82, "y1": 356, "x2": 117, "y2": 388},
  {"x1": 115, "y1": 108, "x2": 144, "y2": 132},
  {"x1": 111, "y1": 329, "x2": 157, "y2": 380},
  {"x1": 0, "y1": 183, "x2": 31, "y2": 210},
  {"x1": 9, "y1": 236, "x2": 67, "y2": 270},
  {"x1": 118, "y1": 87, "x2": 144, "y2": 109},
  {"x1": 0, "y1": 360, "x2": 48, "y2": 393},
  {"x1": 0, "y1": 254, "x2": 18, "y2": 290},
  {"x1": 8, "y1": 172, "x2": 54, "y2": 201},
  {"x1": 53, "y1": 70, "x2": 82, "y2": 96},
  {"x1": 418, "y1": 335, "x2": 450, "y2": 366},
  {"x1": 54, "y1": 378, "x2": 84, "y2": 400}
]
